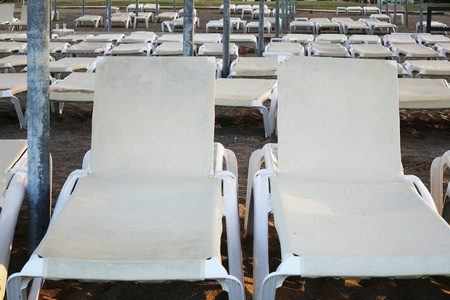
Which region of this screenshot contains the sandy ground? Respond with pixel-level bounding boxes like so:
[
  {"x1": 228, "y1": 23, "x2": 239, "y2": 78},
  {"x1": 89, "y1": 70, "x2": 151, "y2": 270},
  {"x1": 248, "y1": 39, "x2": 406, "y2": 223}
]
[{"x1": 1, "y1": 5, "x2": 450, "y2": 300}]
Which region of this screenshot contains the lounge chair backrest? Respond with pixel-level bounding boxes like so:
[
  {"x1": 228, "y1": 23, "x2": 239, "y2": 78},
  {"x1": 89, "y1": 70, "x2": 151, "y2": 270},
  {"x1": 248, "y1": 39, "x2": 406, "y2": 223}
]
[
  {"x1": 90, "y1": 57, "x2": 216, "y2": 182},
  {"x1": 277, "y1": 57, "x2": 402, "y2": 182},
  {"x1": 0, "y1": 4, "x2": 14, "y2": 23},
  {"x1": 20, "y1": 6, "x2": 27, "y2": 22}
]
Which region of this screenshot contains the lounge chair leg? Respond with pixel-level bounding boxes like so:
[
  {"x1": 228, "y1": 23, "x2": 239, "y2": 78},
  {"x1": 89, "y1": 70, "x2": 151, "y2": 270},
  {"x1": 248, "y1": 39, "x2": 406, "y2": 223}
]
[
  {"x1": 6, "y1": 274, "x2": 33, "y2": 300},
  {"x1": 8, "y1": 96, "x2": 26, "y2": 129},
  {"x1": 244, "y1": 149, "x2": 264, "y2": 236},
  {"x1": 205, "y1": 258, "x2": 244, "y2": 300},
  {"x1": 257, "y1": 106, "x2": 271, "y2": 138}
]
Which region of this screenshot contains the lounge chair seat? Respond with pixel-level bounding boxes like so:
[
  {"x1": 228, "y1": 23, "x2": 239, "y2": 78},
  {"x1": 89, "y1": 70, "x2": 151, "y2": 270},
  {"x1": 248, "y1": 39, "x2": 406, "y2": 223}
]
[
  {"x1": 0, "y1": 42, "x2": 25, "y2": 55},
  {"x1": 126, "y1": 3, "x2": 143, "y2": 12},
  {"x1": 219, "y1": 4, "x2": 236, "y2": 14},
  {"x1": 398, "y1": 78, "x2": 450, "y2": 109},
  {"x1": 107, "y1": 43, "x2": 152, "y2": 56},
  {"x1": 0, "y1": 4, "x2": 15, "y2": 29},
  {"x1": 74, "y1": 15, "x2": 103, "y2": 27},
  {"x1": 390, "y1": 43, "x2": 444, "y2": 62},
  {"x1": 194, "y1": 33, "x2": 222, "y2": 45},
  {"x1": 85, "y1": 34, "x2": 127, "y2": 43},
  {"x1": 156, "y1": 12, "x2": 179, "y2": 23},
  {"x1": 369, "y1": 14, "x2": 391, "y2": 22},
  {"x1": 156, "y1": 34, "x2": 183, "y2": 43},
  {"x1": 403, "y1": 60, "x2": 450, "y2": 77},
  {"x1": 0, "y1": 33, "x2": 24, "y2": 41},
  {"x1": 310, "y1": 18, "x2": 340, "y2": 34},
  {"x1": 52, "y1": 34, "x2": 94, "y2": 44},
  {"x1": 197, "y1": 43, "x2": 238, "y2": 60},
  {"x1": 263, "y1": 42, "x2": 304, "y2": 57},
  {"x1": 246, "y1": 57, "x2": 450, "y2": 300},
  {"x1": 346, "y1": 6, "x2": 363, "y2": 15},
  {"x1": 6, "y1": 56, "x2": 244, "y2": 300},
  {"x1": 307, "y1": 43, "x2": 350, "y2": 57},
  {"x1": 416, "y1": 34, "x2": 450, "y2": 46},
  {"x1": 229, "y1": 57, "x2": 284, "y2": 78},
  {"x1": 19, "y1": 42, "x2": 69, "y2": 57},
  {"x1": 361, "y1": 18, "x2": 397, "y2": 34},
  {"x1": 0, "y1": 139, "x2": 27, "y2": 299},
  {"x1": 50, "y1": 72, "x2": 95, "y2": 113},
  {"x1": 349, "y1": 43, "x2": 398, "y2": 60},
  {"x1": 206, "y1": 18, "x2": 245, "y2": 33},
  {"x1": 9, "y1": 5, "x2": 27, "y2": 30},
  {"x1": 143, "y1": 3, "x2": 160, "y2": 12},
  {"x1": 215, "y1": 78, "x2": 277, "y2": 138},
  {"x1": 289, "y1": 20, "x2": 316, "y2": 33},
  {"x1": 383, "y1": 34, "x2": 416, "y2": 46},
  {"x1": 251, "y1": 7, "x2": 271, "y2": 19},
  {"x1": 0, "y1": 55, "x2": 27, "y2": 73},
  {"x1": 153, "y1": 42, "x2": 186, "y2": 56},
  {"x1": 0, "y1": 73, "x2": 27, "y2": 128},
  {"x1": 49, "y1": 57, "x2": 97, "y2": 75},
  {"x1": 229, "y1": 34, "x2": 257, "y2": 51},
  {"x1": 282, "y1": 34, "x2": 314, "y2": 44},
  {"x1": 133, "y1": 12, "x2": 154, "y2": 28},
  {"x1": 64, "y1": 41, "x2": 113, "y2": 57},
  {"x1": 416, "y1": 21, "x2": 449, "y2": 33},
  {"x1": 363, "y1": 6, "x2": 381, "y2": 15},
  {"x1": 315, "y1": 33, "x2": 347, "y2": 44},
  {"x1": 161, "y1": 17, "x2": 199, "y2": 32},
  {"x1": 119, "y1": 32, "x2": 157, "y2": 44},
  {"x1": 338, "y1": 20, "x2": 370, "y2": 34},
  {"x1": 346, "y1": 34, "x2": 381, "y2": 47},
  {"x1": 245, "y1": 21, "x2": 271, "y2": 33},
  {"x1": 105, "y1": 12, "x2": 132, "y2": 28}
]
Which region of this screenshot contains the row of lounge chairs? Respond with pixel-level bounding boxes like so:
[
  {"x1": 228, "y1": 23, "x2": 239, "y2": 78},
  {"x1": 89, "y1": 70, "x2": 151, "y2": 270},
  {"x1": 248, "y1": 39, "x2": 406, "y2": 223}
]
[{"x1": 1, "y1": 57, "x2": 450, "y2": 300}]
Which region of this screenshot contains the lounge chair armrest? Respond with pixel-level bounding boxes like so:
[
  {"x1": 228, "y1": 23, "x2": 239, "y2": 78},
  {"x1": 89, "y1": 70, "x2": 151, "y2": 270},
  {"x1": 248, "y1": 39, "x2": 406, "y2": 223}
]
[
  {"x1": 52, "y1": 169, "x2": 89, "y2": 220},
  {"x1": 403, "y1": 175, "x2": 437, "y2": 212},
  {"x1": 214, "y1": 143, "x2": 238, "y2": 179},
  {"x1": 431, "y1": 150, "x2": 450, "y2": 215}
]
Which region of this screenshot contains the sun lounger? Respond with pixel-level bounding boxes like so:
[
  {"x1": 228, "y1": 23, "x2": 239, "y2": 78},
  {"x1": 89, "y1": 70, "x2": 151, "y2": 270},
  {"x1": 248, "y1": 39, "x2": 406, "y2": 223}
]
[
  {"x1": 390, "y1": 43, "x2": 444, "y2": 62},
  {"x1": 0, "y1": 42, "x2": 25, "y2": 55},
  {"x1": 50, "y1": 72, "x2": 95, "y2": 114},
  {"x1": 6, "y1": 56, "x2": 244, "y2": 300},
  {"x1": 0, "y1": 73, "x2": 27, "y2": 128},
  {"x1": 369, "y1": 14, "x2": 391, "y2": 22},
  {"x1": 0, "y1": 139, "x2": 27, "y2": 299},
  {"x1": 416, "y1": 21, "x2": 449, "y2": 33},
  {"x1": 194, "y1": 33, "x2": 222, "y2": 45},
  {"x1": 349, "y1": 43, "x2": 398, "y2": 60},
  {"x1": 215, "y1": 78, "x2": 277, "y2": 137},
  {"x1": 197, "y1": 43, "x2": 238, "y2": 60},
  {"x1": 206, "y1": 18, "x2": 245, "y2": 33},
  {"x1": 282, "y1": 34, "x2": 314, "y2": 44},
  {"x1": 133, "y1": 12, "x2": 154, "y2": 28},
  {"x1": 382, "y1": 33, "x2": 416, "y2": 46},
  {"x1": 126, "y1": 3, "x2": 143, "y2": 12},
  {"x1": 435, "y1": 42, "x2": 450, "y2": 58},
  {"x1": 0, "y1": 33, "x2": 25, "y2": 41},
  {"x1": 346, "y1": 34, "x2": 381, "y2": 47},
  {"x1": 245, "y1": 21, "x2": 271, "y2": 33},
  {"x1": 153, "y1": 42, "x2": 185, "y2": 56},
  {"x1": 143, "y1": 3, "x2": 160, "y2": 12},
  {"x1": 118, "y1": 32, "x2": 157, "y2": 44},
  {"x1": 219, "y1": 4, "x2": 236, "y2": 14},
  {"x1": 161, "y1": 17, "x2": 199, "y2": 32},
  {"x1": 246, "y1": 57, "x2": 450, "y2": 300},
  {"x1": 431, "y1": 151, "x2": 450, "y2": 217},
  {"x1": 64, "y1": 41, "x2": 113, "y2": 57},
  {"x1": 105, "y1": 12, "x2": 132, "y2": 28},
  {"x1": 177, "y1": 8, "x2": 197, "y2": 17},
  {"x1": 0, "y1": 55, "x2": 27, "y2": 73},
  {"x1": 416, "y1": 34, "x2": 450, "y2": 46},
  {"x1": 363, "y1": 6, "x2": 381, "y2": 15},
  {"x1": 0, "y1": 4, "x2": 15, "y2": 29},
  {"x1": 106, "y1": 42, "x2": 152, "y2": 56},
  {"x1": 252, "y1": 6, "x2": 271, "y2": 19},
  {"x1": 49, "y1": 57, "x2": 97, "y2": 78},
  {"x1": 361, "y1": 18, "x2": 397, "y2": 34},
  {"x1": 236, "y1": 4, "x2": 252, "y2": 18},
  {"x1": 74, "y1": 15, "x2": 103, "y2": 28},
  {"x1": 346, "y1": 6, "x2": 363, "y2": 15},
  {"x1": 156, "y1": 11, "x2": 179, "y2": 23},
  {"x1": 263, "y1": 42, "x2": 304, "y2": 57},
  {"x1": 403, "y1": 60, "x2": 450, "y2": 78},
  {"x1": 315, "y1": 33, "x2": 347, "y2": 44},
  {"x1": 229, "y1": 56, "x2": 285, "y2": 78},
  {"x1": 229, "y1": 34, "x2": 258, "y2": 51},
  {"x1": 398, "y1": 78, "x2": 450, "y2": 109},
  {"x1": 310, "y1": 18, "x2": 341, "y2": 34},
  {"x1": 9, "y1": 5, "x2": 27, "y2": 30},
  {"x1": 338, "y1": 19, "x2": 370, "y2": 34},
  {"x1": 52, "y1": 34, "x2": 94, "y2": 44},
  {"x1": 156, "y1": 34, "x2": 183, "y2": 44},
  {"x1": 19, "y1": 42, "x2": 69, "y2": 58},
  {"x1": 307, "y1": 42, "x2": 351, "y2": 57},
  {"x1": 289, "y1": 19, "x2": 315, "y2": 34}
]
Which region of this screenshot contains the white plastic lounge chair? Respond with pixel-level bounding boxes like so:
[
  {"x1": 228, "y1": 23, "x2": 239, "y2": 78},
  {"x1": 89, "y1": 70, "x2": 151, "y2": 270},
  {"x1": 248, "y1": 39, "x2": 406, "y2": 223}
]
[
  {"x1": 435, "y1": 42, "x2": 450, "y2": 58},
  {"x1": 105, "y1": 12, "x2": 132, "y2": 28},
  {"x1": 194, "y1": 33, "x2": 222, "y2": 45},
  {"x1": 390, "y1": 43, "x2": 444, "y2": 62},
  {"x1": 310, "y1": 18, "x2": 340, "y2": 34},
  {"x1": 156, "y1": 11, "x2": 179, "y2": 23},
  {"x1": 126, "y1": 3, "x2": 143, "y2": 12},
  {"x1": 8, "y1": 34, "x2": 27, "y2": 43},
  {"x1": 282, "y1": 34, "x2": 314, "y2": 44},
  {"x1": 215, "y1": 78, "x2": 277, "y2": 138},
  {"x1": 416, "y1": 34, "x2": 450, "y2": 46},
  {"x1": 403, "y1": 60, "x2": 450, "y2": 78},
  {"x1": 229, "y1": 57, "x2": 285, "y2": 78},
  {"x1": 363, "y1": 6, "x2": 381, "y2": 15},
  {"x1": 219, "y1": 4, "x2": 236, "y2": 14},
  {"x1": 0, "y1": 139, "x2": 27, "y2": 300},
  {"x1": 49, "y1": 72, "x2": 95, "y2": 114},
  {"x1": 178, "y1": 8, "x2": 197, "y2": 17},
  {"x1": 315, "y1": 34, "x2": 347, "y2": 44},
  {"x1": 245, "y1": 57, "x2": 450, "y2": 300},
  {"x1": 369, "y1": 14, "x2": 391, "y2": 22},
  {"x1": 106, "y1": 43, "x2": 151, "y2": 56},
  {"x1": 382, "y1": 33, "x2": 416, "y2": 46},
  {"x1": 155, "y1": 34, "x2": 183, "y2": 44},
  {"x1": 263, "y1": 42, "x2": 304, "y2": 57},
  {"x1": 307, "y1": 42, "x2": 351, "y2": 57},
  {"x1": 49, "y1": 57, "x2": 97, "y2": 78},
  {"x1": 143, "y1": 3, "x2": 160, "y2": 12},
  {"x1": 236, "y1": 5, "x2": 252, "y2": 18},
  {"x1": 398, "y1": 78, "x2": 450, "y2": 109},
  {"x1": 52, "y1": 34, "x2": 94, "y2": 44},
  {"x1": 229, "y1": 34, "x2": 257, "y2": 51},
  {"x1": 9, "y1": 5, "x2": 27, "y2": 30},
  {"x1": 74, "y1": 15, "x2": 103, "y2": 28},
  {"x1": 416, "y1": 21, "x2": 449, "y2": 34},
  {"x1": 19, "y1": 42, "x2": 69, "y2": 58},
  {"x1": 346, "y1": 6, "x2": 363, "y2": 15},
  {"x1": 0, "y1": 42, "x2": 25, "y2": 55},
  {"x1": 346, "y1": 34, "x2": 381, "y2": 47},
  {"x1": 360, "y1": 18, "x2": 397, "y2": 34},
  {"x1": 133, "y1": 12, "x2": 154, "y2": 28},
  {"x1": 0, "y1": 33, "x2": 24, "y2": 41},
  {"x1": 153, "y1": 42, "x2": 185, "y2": 56},
  {"x1": 245, "y1": 21, "x2": 271, "y2": 33},
  {"x1": 6, "y1": 56, "x2": 244, "y2": 300},
  {"x1": 0, "y1": 4, "x2": 15, "y2": 29},
  {"x1": 431, "y1": 151, "x2": 450, "y2": 219},
  {"x1": 64, "y1": 41, "x2": 113, "y2": 57},
  {"x1": 197, "y1": 43, "x2": 239, "y2": 60},
  {"x1": 119, "y1": 32, "x2": 157, "y2": 44},
  {"x1": 338, "y1": 19, "x2": 370, "y2": 34},
  {"x1": 161, "y1": 17, "x2": 199, "y2": 32},
  {"x1": 252, "y1": 6, "x2": 271, "y2": 19},
  {"x1": 206, "y1": 18, "x2": 245, "y2": 33},
  {"x1": 0, "y1": 55, "x2": 27, "y2": 73},
  {"x1": 349, "y1": 43, "x2": 398, "y2": 61},
  {"x1": 289, "y1": 19, "x2": 315, "y2": 34},
  {"x1": 0, "y1": 73, "x2": 27, "y2": 128}
]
